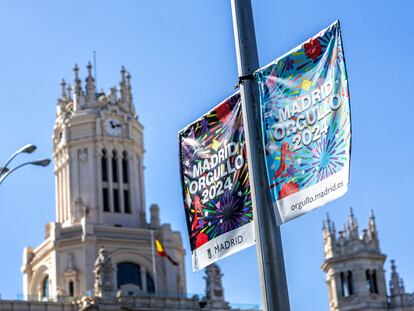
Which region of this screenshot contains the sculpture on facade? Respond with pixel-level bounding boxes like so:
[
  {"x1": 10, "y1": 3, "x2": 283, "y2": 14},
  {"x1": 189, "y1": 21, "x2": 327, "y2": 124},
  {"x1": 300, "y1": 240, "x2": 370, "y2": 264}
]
[
  {"x1": 203, "y1": 263, "x2": 229, "y2": 309},
  {"x1": 93, "y1": 247, "x2": 116, "y2": 302}
]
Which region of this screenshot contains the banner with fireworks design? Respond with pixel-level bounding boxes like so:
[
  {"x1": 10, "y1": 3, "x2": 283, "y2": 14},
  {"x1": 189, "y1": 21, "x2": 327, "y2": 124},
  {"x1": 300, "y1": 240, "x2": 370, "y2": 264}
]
[
  {"x1": 254, "y1": 21, "x2": 351, "y2": 224},
  {"x1": 179, "y1": 92, "x2": 254, "y2": 272}
]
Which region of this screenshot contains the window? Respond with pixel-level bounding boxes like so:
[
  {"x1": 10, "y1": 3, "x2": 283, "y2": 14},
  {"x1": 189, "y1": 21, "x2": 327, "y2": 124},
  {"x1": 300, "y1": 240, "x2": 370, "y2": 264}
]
[
  {"x1": 122, "y1": 151, "x2": 128, "y2": 183},
  {"x1": 101, "y1": 149, "x2": 108, "y2": 182},
  {"x1": 113, "y1": 189, "x2": 120, "y2": 213},
  {"x1": 340, "y1": 271, "x2": 353, "y2": 297},
  {"x1": 42, "y1": 276, "x2": 49, "y2": 298},
  {"x1": 68, "y1": 281, "x2": 74, "y2": 297},
  {"x1": 103, "y1": 188, "x2": 110, "y2": 212},
  {"x1": 124, "y1": 190, "x2": 131, "y2": 213},
  {"x1": 146, "y1": 273, "x2": 155, "y2": 293},
  {"x1": 117, "y1": 262, "x2": 141, "y2": 289},
  {"x1": 347, "y1": 271, "x2": 354, "y2": 295},
  {"x1": 366, "y1": 269, "x2": 379, "y2": 294},
  {"x1": 112, "y1": 150, "x2": 118, "y2": 182}
]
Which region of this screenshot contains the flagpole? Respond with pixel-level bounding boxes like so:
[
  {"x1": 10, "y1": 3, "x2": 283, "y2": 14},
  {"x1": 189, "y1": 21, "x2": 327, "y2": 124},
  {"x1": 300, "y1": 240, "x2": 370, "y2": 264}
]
[
  {"x1": 230, "y1": 1, "x2": 290, "y2": 310},
  {"x1": 150, "y1": 229, "x2": 158, "y2": 292}
]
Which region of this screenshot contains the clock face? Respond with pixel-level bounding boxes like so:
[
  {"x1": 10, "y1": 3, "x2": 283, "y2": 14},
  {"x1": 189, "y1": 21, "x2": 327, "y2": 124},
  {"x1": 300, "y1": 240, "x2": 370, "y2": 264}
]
[{"x1": 104, "y1": 118, "x2": 123, "y2": 136}]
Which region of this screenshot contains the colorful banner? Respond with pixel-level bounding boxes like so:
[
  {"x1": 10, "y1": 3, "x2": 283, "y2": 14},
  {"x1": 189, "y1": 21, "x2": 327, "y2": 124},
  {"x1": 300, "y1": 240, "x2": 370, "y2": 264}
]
[
  {"x1": 254, "y1": 21, "x2": 351, "y2": 224},
  {"x1": 179, "y1": 93, "x2": 254, "y2": 272}
]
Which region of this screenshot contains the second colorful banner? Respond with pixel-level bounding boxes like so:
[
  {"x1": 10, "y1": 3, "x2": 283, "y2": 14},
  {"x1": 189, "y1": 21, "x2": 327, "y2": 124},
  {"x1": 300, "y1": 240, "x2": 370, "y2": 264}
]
[{"x1": 179, "y1": 93, "x2": 255, "y2": 271}]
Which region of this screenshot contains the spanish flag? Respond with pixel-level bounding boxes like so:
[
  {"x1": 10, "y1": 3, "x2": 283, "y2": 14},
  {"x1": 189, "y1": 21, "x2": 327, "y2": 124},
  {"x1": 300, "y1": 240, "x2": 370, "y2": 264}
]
[{"x1": 155, "y1": 239, "x2": 179, "y2": 266}]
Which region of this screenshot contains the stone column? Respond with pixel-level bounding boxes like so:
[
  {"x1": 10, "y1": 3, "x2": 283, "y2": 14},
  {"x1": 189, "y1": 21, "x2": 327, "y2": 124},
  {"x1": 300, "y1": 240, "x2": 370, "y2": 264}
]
[{"x1": 140, "y1": 265, "x2": 147, "y2": 291}]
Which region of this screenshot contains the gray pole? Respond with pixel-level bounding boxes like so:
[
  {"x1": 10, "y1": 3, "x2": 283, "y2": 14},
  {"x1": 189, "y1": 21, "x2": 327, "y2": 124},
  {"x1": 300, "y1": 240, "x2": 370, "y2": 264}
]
[{"x1": 230, "y1": 1, "x2": 290, "y2": 310}]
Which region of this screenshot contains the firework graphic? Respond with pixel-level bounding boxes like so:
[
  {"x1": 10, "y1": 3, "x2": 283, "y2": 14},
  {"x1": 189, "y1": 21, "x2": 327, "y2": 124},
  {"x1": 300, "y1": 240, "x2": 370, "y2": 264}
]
[
  {"x1": 255, "y1": 21, "x2": 351, "y2": 223},
  {"x1": 179, "y1": 92, "x2": 253, "y2": 255}
]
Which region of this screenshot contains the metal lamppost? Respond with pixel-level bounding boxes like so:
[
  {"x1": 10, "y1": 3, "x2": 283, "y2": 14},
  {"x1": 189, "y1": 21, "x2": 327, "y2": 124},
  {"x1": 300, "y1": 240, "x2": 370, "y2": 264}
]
[{"x1": 0, "y1": 144, "x2": 51, "y2": 185}]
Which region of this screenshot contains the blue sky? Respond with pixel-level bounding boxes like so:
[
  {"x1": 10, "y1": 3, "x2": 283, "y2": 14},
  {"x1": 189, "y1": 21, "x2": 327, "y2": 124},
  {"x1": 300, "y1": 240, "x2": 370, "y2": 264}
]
[{"x1": 0, "y1": 0, "x2": 413, "y2": 309}]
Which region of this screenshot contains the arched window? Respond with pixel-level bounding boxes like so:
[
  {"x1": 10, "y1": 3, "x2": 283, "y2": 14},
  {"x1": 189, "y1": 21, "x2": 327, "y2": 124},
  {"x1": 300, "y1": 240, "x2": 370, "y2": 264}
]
[
  {"x1": 146, "y1": 273, "x2": 155, "y2": 293},
  {"x1": 366, "y1": 269, "x2": 379, "y2": 294},
  {"x1": 117, "y1": 262, "x2": 142, "y2": 289},
  {"x1": 68, "y1": 280, "x2": 75, "y2": 297},
  {"x1": 340, "y1": 271, "x2": 353, "y2": 297},
  {"x1": 42, "y1": 276, "x2": 49, "y2": 298},
  {"x1": 101, "y1": 149, "x2": 108, "y2": 182},
  {"x1": 112, "y1": 150, "x2": 118, "y2": 183}
]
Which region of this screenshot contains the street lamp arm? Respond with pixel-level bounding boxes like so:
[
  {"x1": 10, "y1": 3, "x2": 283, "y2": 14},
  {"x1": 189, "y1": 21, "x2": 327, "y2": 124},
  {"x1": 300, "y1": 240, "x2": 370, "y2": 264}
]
[
  {"x1": 0, "y1": 158, "x2": 50, "y2": 186},
  {"x1": 0, "y1": 144, "x2": 37, "y2": 176}
]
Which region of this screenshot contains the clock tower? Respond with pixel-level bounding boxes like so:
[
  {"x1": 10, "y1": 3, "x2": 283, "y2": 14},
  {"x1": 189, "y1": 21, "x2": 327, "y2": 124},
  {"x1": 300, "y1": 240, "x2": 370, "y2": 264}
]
[
  {"x1": 21, "y1": 63, "x2": 186, "y2": 301},
  {"x1": 53, "y1": 63, "x2": 145, "y2": 228}
]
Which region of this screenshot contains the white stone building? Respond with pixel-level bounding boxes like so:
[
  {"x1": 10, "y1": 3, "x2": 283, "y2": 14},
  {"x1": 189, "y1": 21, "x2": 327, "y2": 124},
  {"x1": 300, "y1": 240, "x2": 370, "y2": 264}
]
[
  {"x1": 2, "y1": 63, "x2": 245, "y2": 311},
  {"x1": 322, "y1": 209, "x2": 414, "y2": 311}
]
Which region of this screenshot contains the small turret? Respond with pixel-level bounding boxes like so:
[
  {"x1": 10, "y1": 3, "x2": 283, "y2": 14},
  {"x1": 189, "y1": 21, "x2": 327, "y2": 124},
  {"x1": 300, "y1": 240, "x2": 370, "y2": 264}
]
[
  {"x1": 347, "y1": 207, "x2": 358, "y2": 240},
  {"x1": 85, "y1": 61, "x2": 96, "y2": 101},
  {"x1": 73, "y1": 64, "x2": 84, "y2": 110},
  {"x1": 66, "y1": 83, "x2": 72, "y2": 101},
  {"x1": 73, "y1": 64, "x2": 82, "y2": 96},
  {"x1": 57, "y1": 79, "x2": 70, "y2": 116},
  {"x1": 119, "y1": 66, "x2": 135, "y2": 115},
  {"x1": 323, "y1": 213, "x2": 336, "y2": 258},
  {"x1": 126, "y1": 71, "x2": 133, "y2": 107},
  {"x1": 390, "y1": 260, "x2": 404, "y2": 297},
  {"x1": 60, "y1": 79, "x2": 67, "y2": 99},
  {"x1": 119, "y1": 66, "x2": 127, "y2": 103},
  {"x1": 368, "y1": 209, "x2": 378, "y2": 246}
]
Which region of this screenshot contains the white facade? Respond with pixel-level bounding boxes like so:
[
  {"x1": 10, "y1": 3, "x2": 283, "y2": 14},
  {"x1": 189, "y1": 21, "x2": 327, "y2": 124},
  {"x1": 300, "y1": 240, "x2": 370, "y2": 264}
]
[{"x1": 21, "y1": 63, "x2": 186, "y2": 301}]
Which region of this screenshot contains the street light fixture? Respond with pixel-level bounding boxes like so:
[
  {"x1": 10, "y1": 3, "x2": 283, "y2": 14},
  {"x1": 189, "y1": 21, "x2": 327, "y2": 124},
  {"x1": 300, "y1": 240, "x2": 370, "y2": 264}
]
[
  {"x1": 0, "y1": 144, "x2": 50, "y2": 186},
  {"x1": 0, "y1": 159, "x2": 51, "y2": 185},
  {"x1": 0, "y1": 144, "x2": 37, "y2": 177}
]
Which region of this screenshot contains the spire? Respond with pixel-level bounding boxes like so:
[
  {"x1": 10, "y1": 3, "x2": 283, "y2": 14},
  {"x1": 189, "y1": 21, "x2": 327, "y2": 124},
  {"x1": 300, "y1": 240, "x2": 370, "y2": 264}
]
[
  {"x1": 73, "y1": 64, "x2": 82, "y2": 96},
  {"x1": 60, "y1": 79, "x2": 67, "y2": 99},
  {"x1": 390, "y1": 260, "x2": 404, "y2": 296},
  {"x1": 87, "y1": 61, "x2": 93, "y2": 79},
  {"x1": 369, "y1": 209, "x2": 377, "y2": 234},
  {"x1": 67, "y1": 83, "x2": 72, "y2": 100},
  {"x1": 119, "y1": 66, "x2": 134, "y2": 114},
  {"x1": 391, "y1": 259, "x2": 397, "y2": 274},
  {"x1": 348, "y1": 207, "x2": 356, "y2": 227},
  {"x1": 126, "y1": 71, "x2": 134, "y2": 111},
  {"x1": 121, "y1": 65, "x2": 126, "y2": 83},
  {"x1": 347, "y1": 207, "x2": 358, "y2": 239},
  {"x1": 400, "y1": 278, "x2": 405, "y2": 293},
  {"x1": 126, "y1": 71, "x2": 131, "y2": 86},
  {"x1": 119, "y1": 66, "x2": 127, "y2": 104},
  {"x1": 323, "y1": 213, "x2": 336, "y2": 258},
  {"x1": 324, "y1": 213, "x2": 335, "y2": 236},
  {"x1": 326, "y1": 213, "x2": 331, "y2": 230},
  {"x1": 85, "y1": 61, "x2": 96, "y2": 100}
]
